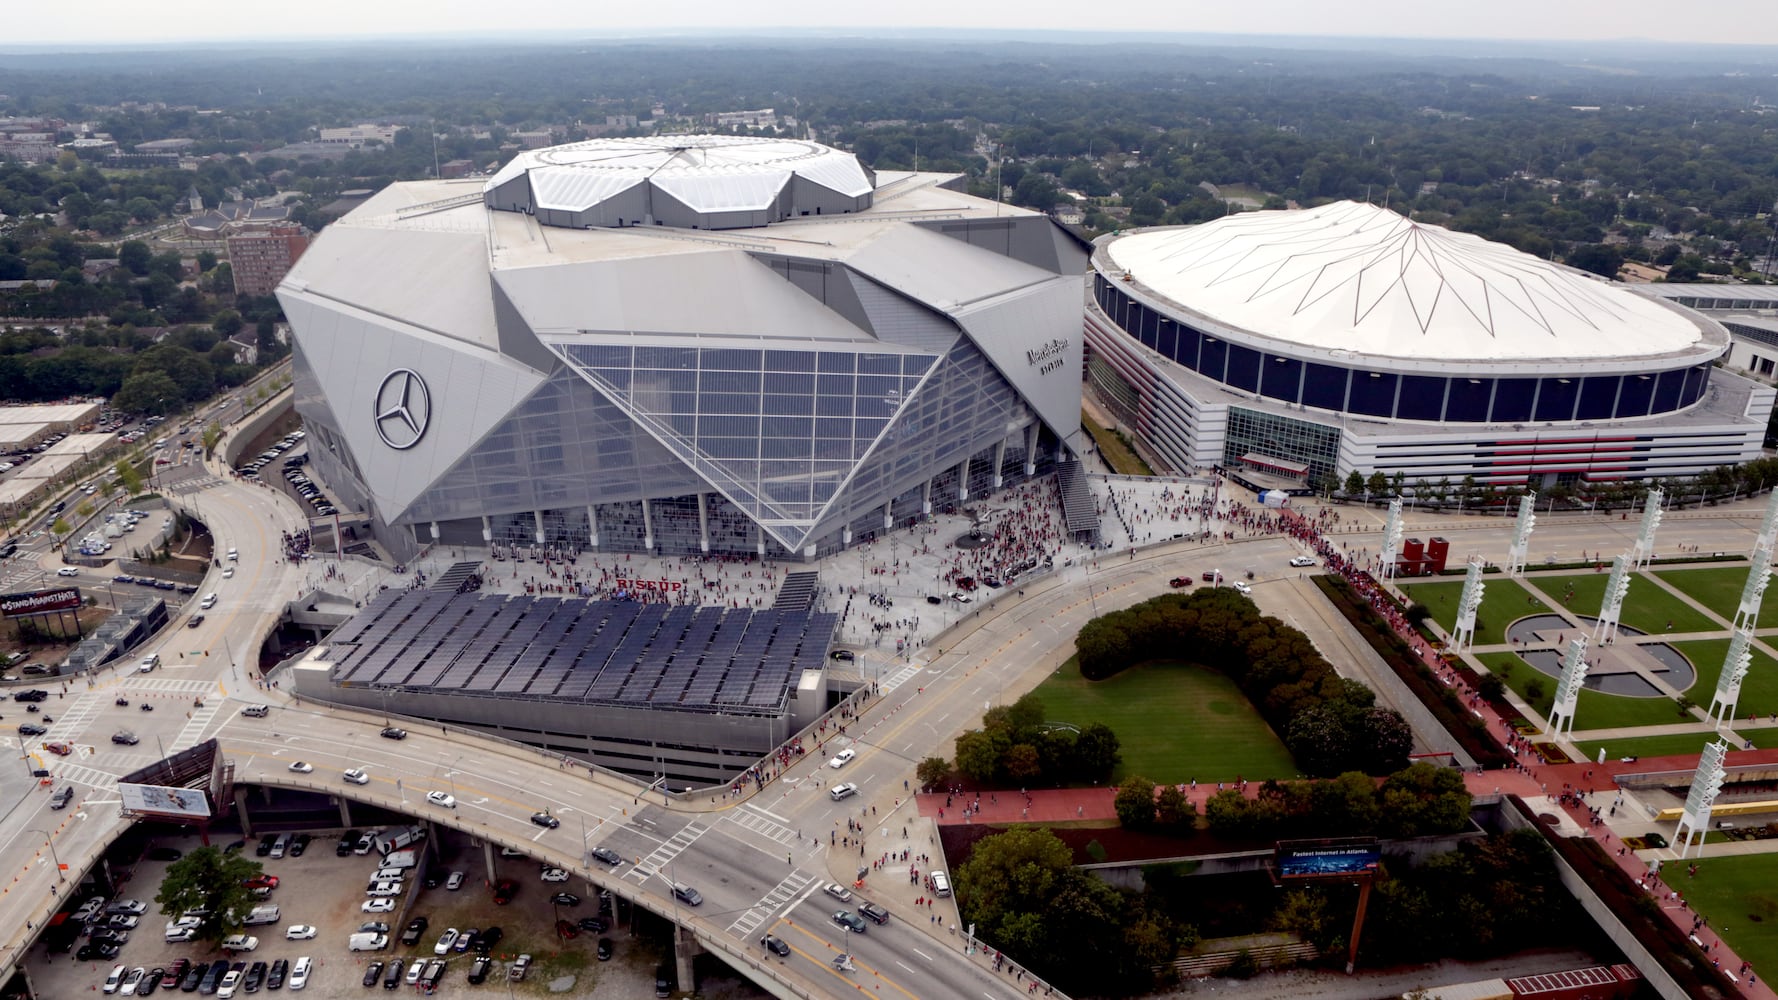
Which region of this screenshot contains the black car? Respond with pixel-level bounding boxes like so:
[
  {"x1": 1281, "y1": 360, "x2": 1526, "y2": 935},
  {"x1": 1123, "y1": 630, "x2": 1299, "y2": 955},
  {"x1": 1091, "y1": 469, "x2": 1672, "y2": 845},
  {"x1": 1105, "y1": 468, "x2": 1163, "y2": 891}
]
[
  {"x1": 378, "y1": 727, "x2": 407, "y2": 740},
  {"x1": 597, "y1": 937, "x2": 614, "y2": 961},
  {"x1": 18, "y1": 723, "x2": 46, "y2": 736},
  {"x1": 761, "y1": 934, "x2": 790, "y2": 957},
  {"x1": 146, "y1": 847, "x2": 182, "y2": 862},
  {"x1": 550, "y1": 892, "x2": 579, "y2": 907},
  {"x1": 530, "y1": 811, "x2": 560, "y2": 829},
  {"x1": 255, "y1": 835, "x2": 276, "y2": 857},
  {"x1": 590, "y1": 847, "x2": 623, "y2": 866},
  {"x1": 289, "y1": 833, "x2": 310, "y2": 857},
  {"x1": 858, "y1": 901, "x2": 891, "y2": 925},
  {"x1": 576, "y1": 916, "x2": 607, "y2": 933},
  {"x1": 654, "y1": 963, "x2": 674, "y2": 999},
  {"x1": 466, "y1": 957, "x2": 492, "y2": 984},
  {"x1": 111, "y1": 731, "x2": 140, "y2": 745},
  {"x1": 179, "y1": 963, "x2": 204, "y2": 992},
  {"x1": 76, "y1": 942, "x2": 120, "y2": 961},
  {"x1": 242, "y1": 960, "x2": 266, "y2": 992},
  {"x1": 223, "y1": 839, "x2": 246, "y2": 854},
  {"x1": 266, "y1": 959, "x2": 287, "y2": 990},
  {"x1": 138, "y1": 969, "x2": 161, "y2": 996},
  {"x1": 199, "y1": 959, "x2": 229, "y2": 993},
  {"x1": 361, "y1": 961, "x2": 384, "y2": 988},
  {"x1": 475, "y1": 927, "x2": 502, "y2": 953},
  {"x1": 423, "y1": 872, "x2": 443, "y2": 890},
  {"x1": 186, "y1": 615, "x2": 205, "y2": 628},
  {"x1": 381, "y1": 959, "x2": 403, "y2": 990},
  {"x1": 399, "y1": 917, "x2": 428, "y2": 946},
  {"x1": 336, "y1": 830, "x2": 361, "y2": 857}
]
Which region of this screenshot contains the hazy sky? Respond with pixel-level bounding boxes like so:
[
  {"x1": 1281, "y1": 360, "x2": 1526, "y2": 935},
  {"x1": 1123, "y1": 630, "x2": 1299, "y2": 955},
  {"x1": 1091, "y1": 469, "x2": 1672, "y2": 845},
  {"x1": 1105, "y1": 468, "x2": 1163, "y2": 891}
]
[{"x1": 9, "y1": 0, "x2": 1778, "y2": 47}]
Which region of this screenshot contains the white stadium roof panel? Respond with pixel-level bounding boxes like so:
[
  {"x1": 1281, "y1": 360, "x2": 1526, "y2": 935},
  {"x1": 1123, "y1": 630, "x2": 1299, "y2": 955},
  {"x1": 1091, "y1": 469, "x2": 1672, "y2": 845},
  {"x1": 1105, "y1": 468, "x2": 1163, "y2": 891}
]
[
  {"x1": 650, "y1": 170, "x2": 790, "y2": 213},
  {"x1": 529, "y1": 171, "x2": 646, "y2": 213},
  {"x1": 1106, "y1": 201, "x2": 1708, "y2": 363}
]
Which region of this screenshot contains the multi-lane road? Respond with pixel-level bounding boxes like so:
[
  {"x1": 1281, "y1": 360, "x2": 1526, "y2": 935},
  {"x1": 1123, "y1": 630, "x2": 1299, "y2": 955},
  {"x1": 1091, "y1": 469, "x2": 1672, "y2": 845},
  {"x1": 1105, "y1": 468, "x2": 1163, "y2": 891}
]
[{"x1": 4, "y1": 448, "x2": 1775, "y2": 996}]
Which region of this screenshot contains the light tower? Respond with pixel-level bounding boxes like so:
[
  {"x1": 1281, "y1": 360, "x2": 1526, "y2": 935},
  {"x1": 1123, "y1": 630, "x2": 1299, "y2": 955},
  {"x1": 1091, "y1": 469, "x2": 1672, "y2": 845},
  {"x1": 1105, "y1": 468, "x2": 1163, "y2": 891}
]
[
  {"x1": 1709, "y1": 629, "x2": 1755, "y2": 726},
  {"x1": 1734, "y1": 541, "x2": 1772, "y2": 632},
  {"x1": 1758, "y1": 488, "x2": 1778, "y2": 554},
  {"x1": 1630, "y1": 487, "x2": 1664, "y2": 570},
  {"x1": 1452, "y1": 556, "x2": 1486, "y2": 652},
  {"x1": 1547, "y1": 634, "x2": 1591, "y2": 737},
  {"x1": 1380, "y1": 498, "x2": 1404, "y2": 579},
  {"x1": 1593, "y1": 554, "x2": 1631, "y2": 645},
  {"x1": 1506, "y1": 493, "x2": 1536, "y2": 577},
  {"x1": 1672, "y1": 740, "x2": 1730, "y2": 859}
]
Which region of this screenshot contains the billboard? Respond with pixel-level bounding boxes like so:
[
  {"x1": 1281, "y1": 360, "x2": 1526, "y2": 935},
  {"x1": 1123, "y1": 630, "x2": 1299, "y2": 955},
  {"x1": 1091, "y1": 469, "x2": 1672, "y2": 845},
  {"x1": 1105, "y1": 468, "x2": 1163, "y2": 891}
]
[
  {"x1": 1276, "y1": 843, "x2": 1381, "y2": 880},
  {"x1": 1, "y1": 587, "x2": 82, "y2": 617},
  {"x1": 118, "y1": 782, "x2": 213, "y2": 819}
]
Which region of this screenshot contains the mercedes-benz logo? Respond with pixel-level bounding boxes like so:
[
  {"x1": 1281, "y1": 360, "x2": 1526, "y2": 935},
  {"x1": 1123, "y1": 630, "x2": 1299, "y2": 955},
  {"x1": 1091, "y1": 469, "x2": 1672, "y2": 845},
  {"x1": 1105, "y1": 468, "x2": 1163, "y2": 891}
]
[{"x1": 373, "y1": 368, "x2": 431, "y2": 450}]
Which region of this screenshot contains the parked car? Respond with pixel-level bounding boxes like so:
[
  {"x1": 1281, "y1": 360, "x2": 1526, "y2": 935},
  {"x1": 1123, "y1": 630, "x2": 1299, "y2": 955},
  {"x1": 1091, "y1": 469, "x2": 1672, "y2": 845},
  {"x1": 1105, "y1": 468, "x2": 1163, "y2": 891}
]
[
  {"x1": 597, "y1": 937, "x2": 614, "y2": 961},
  {"x1": 432, "y1": 928, "x2": 458, "y2": 955},
  {"x1": 466, "y1": 957, "x2": 492, "y2": 984},
  {"x1": 551, "y1": 892, "x2": 580, "y2": 906},
  {"x1": 360, "y1": 962, "x2": 384, "y2": 988},
  {"x1": 508, "y1": 954, "x2": 532, "y2": 982},
  {"x1": 399, "y1": 917, "x2": 429, "y2": 946}
]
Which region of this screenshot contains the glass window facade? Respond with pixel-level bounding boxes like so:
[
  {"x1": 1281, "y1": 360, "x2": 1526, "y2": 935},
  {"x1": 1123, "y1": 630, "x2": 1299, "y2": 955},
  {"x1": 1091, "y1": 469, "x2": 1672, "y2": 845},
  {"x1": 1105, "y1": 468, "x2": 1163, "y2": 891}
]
[
  {"x1": 1092, "y1": 273, "x2": 1712, "y2": 422},
  {"x1": 1222, "y1": 407, "x2": 1342, "y2": 484}
]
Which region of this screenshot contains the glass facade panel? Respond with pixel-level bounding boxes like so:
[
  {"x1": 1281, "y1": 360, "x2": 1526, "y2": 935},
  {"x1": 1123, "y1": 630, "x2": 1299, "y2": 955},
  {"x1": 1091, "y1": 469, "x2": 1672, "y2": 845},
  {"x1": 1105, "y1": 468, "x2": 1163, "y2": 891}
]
[
  {"x1": 1397, "y1": 375, "x2": 1446, "y2": 421},
  {"x1": 1349, "y1": 372, "x2": 1397, "y2": 417},
  {"x1": 1302, "y1": 363, "x2": 1347, "y2": 411},
  {"x1": 1260, "y1": 355, "x2": 1302, "y2": 404},
  {"x1": 1616, "y1": 374, "x2": 1655, "y2": 418},
  {"x1": 1199, "y1": 337, "x2": 1228, "y2": 382},
  {"x1": 1225, "y1": 345, "x2": 1261, "y2": 392},
  {"x1": 1222, "y1": 406, "x2": 1341, "y2": 484},
  {"x1": 1652, "y1": 369, "x2": 1685, "y2": 413},
  {"x1": 1534, "y1": 378, "x2": 1580, "y2": 422},
  {"x1": 1491, "y1": 378, "x2": 1536, "y2": 423},
  {"x1": 1576, "y1": 376, "x2": 1619, "y2": 420}
]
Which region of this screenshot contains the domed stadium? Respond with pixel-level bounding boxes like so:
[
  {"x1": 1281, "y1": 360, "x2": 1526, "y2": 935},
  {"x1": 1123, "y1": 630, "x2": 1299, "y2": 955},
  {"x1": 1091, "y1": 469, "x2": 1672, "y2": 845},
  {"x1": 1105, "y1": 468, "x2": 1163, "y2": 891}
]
[{"x1": 1084, "y1": 201, "x2": 1771, "y2": 492}]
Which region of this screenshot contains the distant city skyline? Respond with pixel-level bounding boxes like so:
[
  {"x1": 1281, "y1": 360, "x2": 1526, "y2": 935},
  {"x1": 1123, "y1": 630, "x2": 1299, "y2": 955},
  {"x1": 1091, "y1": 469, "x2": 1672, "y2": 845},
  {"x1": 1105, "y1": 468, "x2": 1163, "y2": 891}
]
[{"x1": 8, "y1": 0, "x2": 1778, "y2": 49}]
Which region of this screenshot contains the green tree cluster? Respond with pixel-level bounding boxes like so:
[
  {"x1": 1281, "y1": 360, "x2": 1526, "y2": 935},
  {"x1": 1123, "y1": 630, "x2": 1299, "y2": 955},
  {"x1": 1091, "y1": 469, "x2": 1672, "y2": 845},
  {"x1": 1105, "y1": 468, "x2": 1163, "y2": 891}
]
[
  {"x1": 1075, "y1": 589, "x2": 1410, "y2": 776},
  {"x1": 1202, "y1": 763, "x2": 1470, "y2": 841},
  {"x1": 1362, "y1": 829, "x2": 1576, "y2": 964},
  {"x1": 153, "y1": 846, "x2": 266, "y2": 946},
  {"x1": 955, "y1": 827, "x2": 1179, "y2": 996},
  {"x1": 949, "y1": 693, "x2": 1121, "y2": 788},
  {"x1": 1113, "y1": 774, "x2": 1199, "y2": 833}
]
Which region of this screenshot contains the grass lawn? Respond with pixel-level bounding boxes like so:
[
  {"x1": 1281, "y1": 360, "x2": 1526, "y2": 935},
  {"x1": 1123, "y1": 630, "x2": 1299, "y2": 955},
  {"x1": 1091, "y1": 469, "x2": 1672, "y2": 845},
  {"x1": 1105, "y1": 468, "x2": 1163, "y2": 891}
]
[
  {"x1": 1526, "y1": 572, "x2": 1720, "y2": 636},
  {"x1": 1654, "y1": 566, "x2": 1778, "y2": 631},
  {"x1": 1080, "y1": 410, "x2": 1154, "y2": 477},
  {"x1": 1402, "y1": 577, "x2": 1543, "y2": 643},
  {"x1": 1672, "y1": 853, "x2": 1778, "y2": 978},
  {"x1": 1474, "y1": 651, "x2": 1694, "y2": 730},
  {"x1": 1669, "y1": 639, "x2": 1778, "y2": 720},
  {"x1": 1575, "y1": 730, "x2": 1777, "y2": 763},
  {"x1": 1029, "y1": 656, "x2": 1297, "y2": 784}
]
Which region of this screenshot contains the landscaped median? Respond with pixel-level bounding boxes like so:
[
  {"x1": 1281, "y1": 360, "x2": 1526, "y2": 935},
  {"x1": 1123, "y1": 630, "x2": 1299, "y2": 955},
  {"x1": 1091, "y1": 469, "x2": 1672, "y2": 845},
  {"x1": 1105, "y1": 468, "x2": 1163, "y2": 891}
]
[{"x1": 1313, "y1": 575, "x2": 1513, "y2": 770}]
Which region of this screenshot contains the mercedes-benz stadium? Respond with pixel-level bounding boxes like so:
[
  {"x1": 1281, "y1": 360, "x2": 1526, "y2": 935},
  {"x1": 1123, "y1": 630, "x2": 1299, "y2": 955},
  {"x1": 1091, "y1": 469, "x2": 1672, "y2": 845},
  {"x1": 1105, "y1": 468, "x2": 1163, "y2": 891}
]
[
  {"x1": 278, "y1": 135, "x2": 1087, "y2": 560},
  {"x1": 1084, "y1": 201, "x2": 1774, "y2": 491}
]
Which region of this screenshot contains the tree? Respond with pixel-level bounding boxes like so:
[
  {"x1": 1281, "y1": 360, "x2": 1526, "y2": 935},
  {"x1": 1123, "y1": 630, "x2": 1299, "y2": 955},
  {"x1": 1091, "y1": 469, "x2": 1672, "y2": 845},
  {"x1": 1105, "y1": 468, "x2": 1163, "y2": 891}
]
[
  {"x1": 154, "y1": 845, "x2": 264, "y2": 946},
  {"x1": 49, "y1": 517, "x2": 71, "y2": 542},
  {"x1": 954, "y1": 826, "x2": 1073, "y2": 935},
  {"x1": 1003, "y1": 743, "x2": 1043, "y2": 782},
  {"x1": 114, "y1": 459, "x2": 145, "y2": 498},
  {"x1": 1475, "y1": 673, "x2": 1505, "y2": 703},
  {"x1": 1376, "y1": 762, "x2": 1473, "y2": 838},
  {"x1": 76, "y1": 500, "x2": 94, "y2": 519},
  {"x1": 1114, "y1": 775, "x2": 1156, "y2": 830},
  {"x1": 1366, "y1": 471, "x2": 1389, "y2": 495},
  {"x1": 201, "y1": 421, "x2": 224, "y2": 457},
  {"x1": 1072, "y1": 722, "x2": 1122, "y2": 782},
  {"x1": 118, "y1": 240, "x2": 152, "y2": 276},
  {"x1": 915, "y1": 756, "x2": 950, "y2": 790},
  {"x1": 1154, "y1": 783, "x2": 1194, "y2": 830},
  {"x1": 111, "y1": 370, "x2": 182, "y2": 415},
  {"x1": 954, "y1": 727, "x2": 1010, "y2": 783}
]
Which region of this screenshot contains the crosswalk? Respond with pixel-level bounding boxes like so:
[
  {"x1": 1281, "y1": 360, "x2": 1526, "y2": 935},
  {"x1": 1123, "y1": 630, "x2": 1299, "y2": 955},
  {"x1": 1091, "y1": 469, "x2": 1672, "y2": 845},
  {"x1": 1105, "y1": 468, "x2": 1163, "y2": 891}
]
[
  {"x1": 43, "y1": 692, "x2": 103, "y2": 741},
  {"x1": 879, "y1": 661, "x2": 923, "y2": 693},
  {"x1": 170, "y1": 700, "x2": 223, "y2": 753},
  {"x1": 46, "y1": 760, "x2": 119, "y2": 793},
  {"x1": 623, "y1": 821, "x2": 709, "y2": 884},
  {"x1": 723, "y1": 803, "x2": 802, "y2": 847},
  {"x1": 119, "y1": 678, "x2": 219, "y2": 696},
  {"x1": 727, "y1": 869, "x2": 816, "y2": 935}
]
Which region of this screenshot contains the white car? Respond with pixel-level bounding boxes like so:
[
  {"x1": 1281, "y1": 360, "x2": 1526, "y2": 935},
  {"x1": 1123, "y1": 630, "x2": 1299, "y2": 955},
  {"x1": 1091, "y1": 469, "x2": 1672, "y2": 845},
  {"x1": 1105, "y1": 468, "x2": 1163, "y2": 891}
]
[
  {"x1": 1231, "y1": 581, "x2": 1253, "y2": 595},
  {"x1": 361, "y1": 898, "x2": 396, "y2": 913},
  {"x1": 56, "y1": 566, "x2": 79, "y2": 577},
  {"x1": 823, "y1": 882, "x2": 853, "y2": 903},
  {"x1": 827, "y1": 748, "x2": 856, "y2": 769},
  {"x1": 1289, "y1": 555, "x2": 1317, "y2": 567},
  {"x1": 222, "y1": 566, "x2": 235, "y2": 578},
  {"x1": 164, "y1": 926, "x2": 197, "y2": 943},
  {"x1": 103, "y1": 965, "x2": 126, "y2": 994},
  {"x1": 342, "y1": 768, "x2": 370, "y2": 785},
  {"x1": 285, "y1": 924, "x2": 317, "y2": 940},
  {"x1": 219, "y1": 934, "x2": 258, "y2": 951},
  {"x1": 288, "y1": 956, "x2": 311, "y2": 990},
  {"x1": 433, "y1": 928, "x2": 459, "y2": 954},
  {"x1": 120, "y1": 967, "x2": 147, "y2": 995},
  {"x1": 425, "y1": 791, "x2": 456, "y2": 809},
  {"x1": 540, "y1": 868, "x2": 570, "y2": 883},
  {"x1": 287, "y1": 761, "x2": 313, "y2": 774},
  {"x1": 445, "y1": 871, "x2": 465, "y2": 891},
  {"x1": 216, "y1": 969, "x2": 242, "y2": 999},
  {"x1": 366, "y1": 881, "x2": 403, "y2": 897}
]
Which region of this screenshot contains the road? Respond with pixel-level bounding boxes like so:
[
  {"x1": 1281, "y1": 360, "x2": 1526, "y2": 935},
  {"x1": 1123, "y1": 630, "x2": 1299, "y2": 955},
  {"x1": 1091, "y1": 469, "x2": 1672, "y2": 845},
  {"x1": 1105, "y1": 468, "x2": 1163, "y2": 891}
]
[{"x1": 3, "y1": 467, "x2": 1774, "y2": 995}]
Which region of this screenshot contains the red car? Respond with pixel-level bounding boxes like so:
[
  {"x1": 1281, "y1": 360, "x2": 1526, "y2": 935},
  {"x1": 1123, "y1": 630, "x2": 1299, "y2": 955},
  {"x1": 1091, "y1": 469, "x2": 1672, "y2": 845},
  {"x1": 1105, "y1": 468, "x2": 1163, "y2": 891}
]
[
  {"x1": 493, "y1": 879, "x2": 518, "y2": 905},
  {"x1": 1169, "y1": 577, "x2": 1192, "y2": 588},
  {"x1": 554, "y1": 919, "x2": 578, "y2": 940},
  {"x1": 243, "y1": 875, "x2": 280, "y2": 890},
  {"x1": 43, "y1": 741, "x2": 73, "y2": 756}
]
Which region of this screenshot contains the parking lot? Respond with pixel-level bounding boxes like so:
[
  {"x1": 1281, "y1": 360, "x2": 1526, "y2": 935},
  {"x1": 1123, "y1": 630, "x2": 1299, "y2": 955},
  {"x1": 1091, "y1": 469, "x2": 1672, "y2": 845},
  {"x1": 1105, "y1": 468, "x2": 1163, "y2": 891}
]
[{"x1": 25, "y1": 825, "x2": 696, "y2": 997}]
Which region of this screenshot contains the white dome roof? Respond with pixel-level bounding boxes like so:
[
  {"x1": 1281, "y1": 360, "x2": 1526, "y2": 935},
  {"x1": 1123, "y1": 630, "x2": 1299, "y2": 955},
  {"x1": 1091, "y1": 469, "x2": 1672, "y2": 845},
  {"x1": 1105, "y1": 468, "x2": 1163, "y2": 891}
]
[{"x1": 1104, "y1": 201, "x2": 1709, "y2": 363}]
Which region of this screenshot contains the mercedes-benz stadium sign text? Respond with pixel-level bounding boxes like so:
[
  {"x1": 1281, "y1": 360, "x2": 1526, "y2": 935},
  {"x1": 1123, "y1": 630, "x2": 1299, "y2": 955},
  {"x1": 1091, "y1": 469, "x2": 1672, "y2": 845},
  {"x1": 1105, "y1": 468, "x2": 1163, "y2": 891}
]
[{"x1": 1025, "y1": 338, "x2": 1069, "y2": 376}]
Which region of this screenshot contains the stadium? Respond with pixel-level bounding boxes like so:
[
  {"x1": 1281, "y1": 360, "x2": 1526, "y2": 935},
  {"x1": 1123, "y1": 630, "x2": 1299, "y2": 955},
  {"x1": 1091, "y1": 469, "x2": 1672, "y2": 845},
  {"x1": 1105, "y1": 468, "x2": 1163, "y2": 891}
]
[
  {"x1": 1084, "y1": 201, "x2": 1774, "y2": 492},
  {"x1": 278, "y1": 135, "x2": 1087, "y2": 561}
]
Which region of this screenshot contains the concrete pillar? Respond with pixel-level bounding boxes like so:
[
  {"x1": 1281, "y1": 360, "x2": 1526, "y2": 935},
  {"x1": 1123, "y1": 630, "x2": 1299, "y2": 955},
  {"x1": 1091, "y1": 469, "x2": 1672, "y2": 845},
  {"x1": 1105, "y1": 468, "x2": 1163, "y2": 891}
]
[
  {"x1": 483, "y1": 839, "x2": 499, "y2": 882},
  {"x1": 429, "y1": 521, "x2": 440, "y2": 541},
  {"x1": 641, "y1": 499, "x2": 654, "y2": 552},
  {"x1": 993, "y1": 438, "x2": 1007, "y2": 489},
  {"x1": 480, "y1": 515, "x2": 492, "y2": 543},
  {"x1": 842, "y1": 526, "x2": 852, "y2": 547},
  {"x1": 337, "y1": 796, "x2": 353, "y2": 828},
  {"x1": 883, "y1": 498, "x2": 893, "y2": 530},
  {"x1": 673, "y1": 925, "x2": 702, "y2": 991},
  {"x1": 1024, "y1": 422, "x2": 1039, "y2": 476},
  {"x1": 233, "y1": 788, "x2": 254, "y2": 838},
  {"x1": 756, "y1": 525, "x2": 766, "y2": 557},
  {"x1": 956, "y1": 460, "x2": 970, "y2": 502},
  {"x1": 534, "y1": 510, "x2": 546, "y2": 545},
  {"x1": 922, "y1": 479, "x2": 933, "y2": 515},
  {"x1": 697, "y1": 494, "x2": 710, "y2": 554},
  {"x1": 587, "y1": 505, "x2": 600, "y2": 548}
]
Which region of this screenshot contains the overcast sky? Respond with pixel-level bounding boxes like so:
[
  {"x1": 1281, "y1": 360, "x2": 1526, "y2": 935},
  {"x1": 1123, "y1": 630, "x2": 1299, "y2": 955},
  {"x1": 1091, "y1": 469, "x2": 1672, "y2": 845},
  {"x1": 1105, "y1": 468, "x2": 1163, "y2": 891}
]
[{"x1": 6, "y1": 0, "x2": 1777, "y2": 48}]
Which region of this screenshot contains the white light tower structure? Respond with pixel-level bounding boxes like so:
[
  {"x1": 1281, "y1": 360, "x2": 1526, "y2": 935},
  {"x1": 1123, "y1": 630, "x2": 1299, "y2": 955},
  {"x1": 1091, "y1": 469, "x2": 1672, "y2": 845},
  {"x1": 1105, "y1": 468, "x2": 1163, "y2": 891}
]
[
  {"x1": 1709, "y1": 628, "x2": 1756, "y2": 726},
  {"x1": 1452, "y1": 556, "x2": 1486, "y2": 652},
  {"x1": 1547, "y1": 634, "x2": 1591, "y2": 737},
  {"x1": 1672, "y1": 739, "x2": 1730, "y2": 859},
  {"x1": 1734, "y1": 540, "x2": 1773, "y2": 632},
  {"x1": 1757, "y1": 489, "x2": 1778, "y2": 554},
  {"x1": 1593, "y1": 554, "x2": 1632, "y2": 645},
  {"x1": 1380, "y1": 498, "x2": 1404, "y2": 579},
  {"x1": 1630, "y1": 487, "x2": 1665, "y2": 570},
  {"x1": 1506, "y1": 493, "x2": 1537, "y2": 577}
]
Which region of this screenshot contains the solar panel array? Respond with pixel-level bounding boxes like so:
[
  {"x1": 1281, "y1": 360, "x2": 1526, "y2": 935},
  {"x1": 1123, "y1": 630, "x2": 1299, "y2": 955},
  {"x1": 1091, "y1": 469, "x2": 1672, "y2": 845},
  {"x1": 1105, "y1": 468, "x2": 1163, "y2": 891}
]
[{"x1": 324, "y1": 590, "x2": 836, "y2": 715}]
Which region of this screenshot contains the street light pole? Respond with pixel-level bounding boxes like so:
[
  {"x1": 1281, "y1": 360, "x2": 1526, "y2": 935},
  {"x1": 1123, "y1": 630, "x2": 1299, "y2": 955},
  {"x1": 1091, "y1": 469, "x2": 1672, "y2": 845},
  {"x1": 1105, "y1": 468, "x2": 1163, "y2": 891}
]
[{"x1": 26, "y1": 828, "x2": 65, "y2": 882}]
